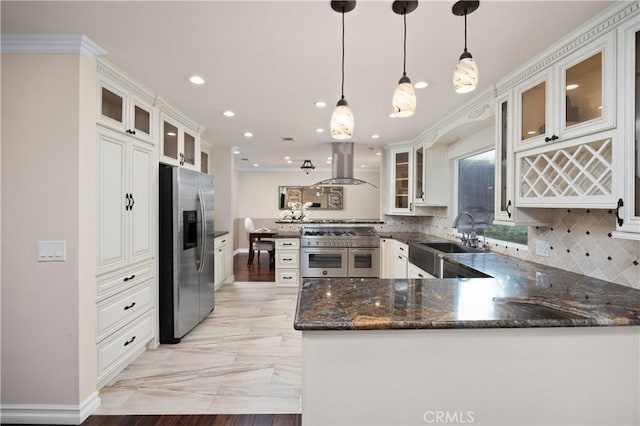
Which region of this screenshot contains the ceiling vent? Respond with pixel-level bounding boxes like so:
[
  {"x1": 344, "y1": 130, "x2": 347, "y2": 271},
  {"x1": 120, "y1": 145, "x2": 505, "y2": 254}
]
[{"x1": 282, "y1": 137, "x2": 295, "y2": 142}]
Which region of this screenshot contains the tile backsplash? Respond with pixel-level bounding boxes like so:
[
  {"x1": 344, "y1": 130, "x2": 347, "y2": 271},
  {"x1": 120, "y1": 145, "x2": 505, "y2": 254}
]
[{"x1": 384, "y1": 208, "x2": 639, "y2": 289}]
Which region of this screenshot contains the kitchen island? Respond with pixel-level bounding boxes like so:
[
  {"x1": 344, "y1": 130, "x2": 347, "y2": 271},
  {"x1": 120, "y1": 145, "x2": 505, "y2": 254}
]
[{"x1": 294, "y1": 253, "x2": 640, "y2": 426}]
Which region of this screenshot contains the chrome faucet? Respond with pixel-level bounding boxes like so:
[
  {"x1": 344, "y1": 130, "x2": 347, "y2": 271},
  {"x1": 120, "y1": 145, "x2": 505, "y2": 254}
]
[{"x1": 452, "y1": 212, "x2": 478, "y2": 247}]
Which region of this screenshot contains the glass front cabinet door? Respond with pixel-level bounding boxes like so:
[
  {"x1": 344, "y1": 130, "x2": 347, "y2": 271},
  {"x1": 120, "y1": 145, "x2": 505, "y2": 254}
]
[
  {"x1": 413, "y1": 142, "x2": 425, "y2": 205},
  {"x1": 389, "y1": 146, "x2": 413, "y2": 214},
  {"x1": 160, "y1": 113, "x2": 201, "y2": 171},
  {"x1": 98, "y1": 77, "x2": 154, "y2": 144}
]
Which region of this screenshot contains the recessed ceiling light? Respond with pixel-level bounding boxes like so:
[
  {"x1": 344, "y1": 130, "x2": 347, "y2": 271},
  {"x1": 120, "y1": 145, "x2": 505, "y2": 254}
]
[
  {"x1": 360, "y1": 164, "x2": 366, "y2": 168},
  {"x1": 326, "y1": 160, "x2": 331, "y2": 164},
  {"x1": 527, "y1": 130, "x2": 537, "y2": 135},
  {"x1": 566, "y1": 83, "x2": 579, "y2": 91},
  {"x1": 314, "y1": 100, "x2": 327, "y2": 108},
  {"x1": 167, "y1": 132, "x2": 176, "y2": 136},
  {"x1": 223, "y1": 110, "x2": 235, "y2": 117},
  {"x1": 371, "y1": 134, "x2": 380, "y2": 139},
  {"x1": 243, "y1": 132, "x2": 253, "y2": 138},
  {"x1": 414, "y1": 81, "x2": 429, "y2": 89},
  {"x1": 284, "y1": 156, "x2": 291, "y2": 160},
  {"x1": 376, "y1": 151, "x2": 382, "y2": 156},
  {"x1": 316, "y1": 128, "x2": 325, "y2": 133},
  {"x1": 233, "y1": 150, "x2": 240, "y2": 155},
  {"x1": 287, "y1": 160, "x2": 292, "y2": 164},
  {"x1": 189, "y1": 75, "x2": 205, "y2": 85},
  {"x1": 327, "y1": 156, "x2": 332, "y2": 160},
  {"x1": 253, "y1": 163, "x2": 259, "y2": 167}
]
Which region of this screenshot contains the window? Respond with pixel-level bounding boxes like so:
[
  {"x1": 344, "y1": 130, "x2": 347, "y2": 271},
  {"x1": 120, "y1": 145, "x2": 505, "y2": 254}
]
[{"x1": 457, "y1": 149, "x2": 528, "y2": 246}]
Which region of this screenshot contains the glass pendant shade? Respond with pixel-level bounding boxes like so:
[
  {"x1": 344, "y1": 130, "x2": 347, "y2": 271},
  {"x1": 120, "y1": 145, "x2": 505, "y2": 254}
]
[
  {"x1": 392, "y1": 75, "x2": 416, "y2": 117},
  {"x1": 331, "y1": 98, "x2": 354, "y2": 140},
  {"x1": 453, "y1": 52, "x2": 478, "y2": 93}
]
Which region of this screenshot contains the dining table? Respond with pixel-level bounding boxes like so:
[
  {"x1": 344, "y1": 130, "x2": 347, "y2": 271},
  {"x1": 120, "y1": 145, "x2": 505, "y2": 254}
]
[{"x1": 247, "y1": 229, "x2": 277, "y2": 265}]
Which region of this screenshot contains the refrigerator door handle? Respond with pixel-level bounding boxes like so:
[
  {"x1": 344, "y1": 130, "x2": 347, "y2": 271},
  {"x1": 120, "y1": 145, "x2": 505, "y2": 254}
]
[{"x1": 197, "y1": 189, "x2": 206, "y2": 273}]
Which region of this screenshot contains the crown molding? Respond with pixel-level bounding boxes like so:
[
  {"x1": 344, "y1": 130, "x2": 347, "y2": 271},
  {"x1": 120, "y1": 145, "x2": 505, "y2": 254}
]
[{"x1": 1, "y1": 34, "x2": 107, "y2": 57}]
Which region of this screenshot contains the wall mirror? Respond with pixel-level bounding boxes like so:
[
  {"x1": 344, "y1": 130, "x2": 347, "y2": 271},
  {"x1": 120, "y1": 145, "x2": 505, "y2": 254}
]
[{"x1": 279, "y1": 186, "x2": 344, "y2": 210}]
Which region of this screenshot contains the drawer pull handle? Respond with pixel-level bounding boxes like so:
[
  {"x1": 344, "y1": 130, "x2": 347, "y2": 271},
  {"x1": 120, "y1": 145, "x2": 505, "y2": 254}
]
[
  {"x1": 123, "y1": 302, "x2": 136, "y2": 310},
  {"x1": 123, "y1": 274, "x2": 136, "y2": 282},
  {"x1": 283, "y1": 243, "x2": 293, "y2": 246},
  {"x1": 283, "y1": 258, "x2": 293, "y2": 261},
  {"x1": 418, "y1": 273, "x2": 424, "y2": 278},
  {"x1": 124, "y1": 336, "x2": 136, "y2": 346},
  {"x1": 283, "y1": 276, "x2": 292, "y2": 279}
]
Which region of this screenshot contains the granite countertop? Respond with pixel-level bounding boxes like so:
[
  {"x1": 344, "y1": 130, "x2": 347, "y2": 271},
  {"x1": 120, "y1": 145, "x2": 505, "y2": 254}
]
[
  {"x1": 294, "y1": 252, "x2": 640, "y2": 330},
  {"x1": 213, "y1": 230, "x2": 229, "y2": 238},
  {"x1": 376, "y1": 231, "x2": 446, "y2": 245},
  {"x1": 275, "y1": 219, "x2": 384, "y2": 224}
]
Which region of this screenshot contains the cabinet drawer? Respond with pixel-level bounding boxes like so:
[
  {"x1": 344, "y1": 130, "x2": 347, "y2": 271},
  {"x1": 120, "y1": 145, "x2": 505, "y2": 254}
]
[
  {"x1": 97, "y1": 260, "x2": 154, "y2": 301},
  {"x1": 276, "y1": 250, "x2": 299, "y2": 268},
  {"x1": 276, "y1": 269, "x2": 300, "y2": 287},
  {"x1": 214, "y1": 235, "x2": 229, "y2": 249},
  {"x1": 97, "y1": 281, "x2": 152, "y2": 341},
  {"x1": 97, "y1": 311, "x2": 152, "y2": 379},
  {"x1": 276, "y1": 238, "x2": 300, "y2": 250},
  {"x1": 394, "y1": 242, "x2": 408, "y2": 257}
]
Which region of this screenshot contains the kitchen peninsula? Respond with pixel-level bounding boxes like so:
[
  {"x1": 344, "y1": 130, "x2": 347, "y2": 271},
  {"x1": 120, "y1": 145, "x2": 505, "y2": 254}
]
[{"x1": 294, "y1": 253, "x2": 640, "y2": 426}]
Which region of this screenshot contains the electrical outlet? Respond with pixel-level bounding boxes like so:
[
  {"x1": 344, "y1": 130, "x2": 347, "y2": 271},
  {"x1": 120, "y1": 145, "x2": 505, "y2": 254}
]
[{"x1": 535, "y1": 239, "x2": 550, "y2": 257}]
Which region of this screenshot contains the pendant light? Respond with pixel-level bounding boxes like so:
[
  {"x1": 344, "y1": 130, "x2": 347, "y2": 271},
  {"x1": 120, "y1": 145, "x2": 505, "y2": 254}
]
[
  {"x1": 300, "y1": 160, "x2": 316, "y2": 174},
  {"x1": 391, "y1": 1, "x2": 418, "y2": 118},
  {"x1": 452, "y1": 0, "x2": 480, "y2": 94},
  {"x1": 330, "y1": 1, "x2": 356, "y2": 140}
]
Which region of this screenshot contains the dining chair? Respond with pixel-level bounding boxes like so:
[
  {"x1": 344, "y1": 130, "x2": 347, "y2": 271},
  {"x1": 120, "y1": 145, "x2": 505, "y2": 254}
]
[{"x1": 244, "y1": 217, "x2": 275, "y2": 266}]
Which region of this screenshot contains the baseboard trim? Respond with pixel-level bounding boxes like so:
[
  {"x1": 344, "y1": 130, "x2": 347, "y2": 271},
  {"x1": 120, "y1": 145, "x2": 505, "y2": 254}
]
[{"x1": 1, "y1": 391, "x2": 101, "y2": 425}]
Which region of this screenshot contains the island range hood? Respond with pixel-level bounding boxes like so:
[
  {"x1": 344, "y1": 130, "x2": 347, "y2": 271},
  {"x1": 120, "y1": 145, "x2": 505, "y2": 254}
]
[{"x1": 312, "y1": 142, "x2": 377, "y2": 188}]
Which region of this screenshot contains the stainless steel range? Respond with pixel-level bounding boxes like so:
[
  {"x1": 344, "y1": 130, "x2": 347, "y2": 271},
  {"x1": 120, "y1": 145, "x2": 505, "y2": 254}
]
[{"x1": 300, "y1": 227, "x2": 380, "y2": 278}]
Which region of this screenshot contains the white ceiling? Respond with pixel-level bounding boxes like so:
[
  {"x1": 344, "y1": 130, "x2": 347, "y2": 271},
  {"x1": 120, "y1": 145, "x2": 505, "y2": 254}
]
[{"x1": 2, "y1": 0, "x2": 615, "y2": 172}]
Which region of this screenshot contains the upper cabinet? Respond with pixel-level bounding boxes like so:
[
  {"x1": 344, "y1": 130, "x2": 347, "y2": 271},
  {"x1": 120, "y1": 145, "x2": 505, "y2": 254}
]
[
  {"x1": 514, "y1": 32, "x2": 616, "y2": 152},
  {"x1": 613, "y1": 15, "x2": 640, "y2": 239},
  {"x1": 414, "y1": 141, "x2": 447, "y2": 207},
  {"x1": 158, "y1": 101, "x2": 204, "y2": 171},
  {"x1": 97, "y1": 61, "x2": 155, "y2": 144},
  {"x1": 389, "y1": 145, "x2": 413, "y2": 215}
]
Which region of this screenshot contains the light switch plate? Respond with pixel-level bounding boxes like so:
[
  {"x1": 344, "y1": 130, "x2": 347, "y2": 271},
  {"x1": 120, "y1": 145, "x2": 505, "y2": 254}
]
[
  {"x1": 37, "y1": 240, "x2": 66, "y2": 262},
  {"x1": 535, "y1": 239, "x2": 550, "y2": 257}
]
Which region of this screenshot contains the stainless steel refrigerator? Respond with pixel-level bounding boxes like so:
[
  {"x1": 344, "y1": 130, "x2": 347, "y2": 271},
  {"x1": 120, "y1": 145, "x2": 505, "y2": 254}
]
[{"x1": 159, "y1": 165, "x2": 215, "y2": 344}]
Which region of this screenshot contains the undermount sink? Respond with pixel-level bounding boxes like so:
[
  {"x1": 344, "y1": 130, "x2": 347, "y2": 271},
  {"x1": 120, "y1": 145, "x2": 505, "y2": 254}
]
[
  {"x1": 419, "y1": 242, "x2": 486, "y2": 254},
  {"x1": 408, "y1": 241, "x2": 490, "y2": 278}
]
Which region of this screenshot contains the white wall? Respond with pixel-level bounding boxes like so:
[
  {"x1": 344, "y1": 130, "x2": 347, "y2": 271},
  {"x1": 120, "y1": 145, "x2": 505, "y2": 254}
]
[
  {"x1": 234, "y1": 169, "x2": 380, "y2": 249},
  {"x1": 1, "y1": 53, "x2": 96, "y2": 407}
]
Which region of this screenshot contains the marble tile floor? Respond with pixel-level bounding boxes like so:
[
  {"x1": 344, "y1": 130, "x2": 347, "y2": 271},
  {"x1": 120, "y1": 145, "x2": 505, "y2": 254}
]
[{"x1": 96, "y1": 282, "x2": 301, "y2": 415}]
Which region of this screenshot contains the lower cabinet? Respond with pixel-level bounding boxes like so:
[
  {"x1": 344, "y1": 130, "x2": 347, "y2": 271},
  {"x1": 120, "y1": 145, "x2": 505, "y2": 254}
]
[
  {"x1": 96, "y1": 260, "x2": 154, "y2": 389},
  {"x1": 275, "y1": 238, "x2": 300, "y2": 287},
  {"x1": 408, "y1": 262, "x2": 436, "y2": 279},
  {"x1": 393, "y1": 240, "x2": 408, "y2": 279},
  {"x1": 379, "y1": 238, "x2": 395, "y2": 279},
  {"x1": 214, "y1": 234, "x2": 231, "y2": 287}
]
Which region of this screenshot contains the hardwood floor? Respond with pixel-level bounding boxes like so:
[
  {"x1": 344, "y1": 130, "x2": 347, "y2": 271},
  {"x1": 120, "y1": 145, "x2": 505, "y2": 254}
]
[
  {"x1": 233, "y1": 253, "x2": 275, "y2": 282},
  {"x1": 83, "y1": 414, "x2": 301, "y2": 425}
]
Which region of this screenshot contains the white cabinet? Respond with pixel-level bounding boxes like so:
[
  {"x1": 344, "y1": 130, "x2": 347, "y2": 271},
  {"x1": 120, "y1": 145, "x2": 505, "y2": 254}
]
[
  {"x1": 275, "y1": 238, "x2": 300, "y2": 287},
  {"x1": 97, "y1": 128, "x2": 154, "y2": 275},
  {"x1": 613, "y1": 16, "x2": 640, "y2": 239},
  {"x1": 214, "y1": 234, "x2": 231, "y2": 287},
  {"x1": 201, "y1": 142, "x2": 211, "y2": 174},
  {"x1": 158, "y1": 101, "x2": 203, "y2": 171},
  {"x1": 388, "y1": 146, "x2": 414, "y2": 214},
  {"x1": 408, "y1": 262, "x2": 435, "y2": 279},
  {"x1": 97, "y1": 61, "x2": 155, "y2": 144},
  {"x1": 514, "y1": 32, "x2": 616, "y2": 152},
  {"x1": 393, "y1": 240, "x2": 408, "y2": 279},
  {"x1": 494, "y1": 92, "x2": 550, "y2": 226},
  {"x1": 379, "y1": 238, "x2": 395, "y2": 279}
]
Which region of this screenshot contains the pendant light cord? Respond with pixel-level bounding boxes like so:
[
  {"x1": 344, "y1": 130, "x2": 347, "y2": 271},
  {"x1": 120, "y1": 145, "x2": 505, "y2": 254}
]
[
  {"x1": 402, "y1": 12, "x2": 407, "y2": 76},
  {"x1": 341, "y1": 11, "x2": 345, "y2": 99},
  {"x1": 463, "y1": 12, "x2": 468, "y2": 53}
]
